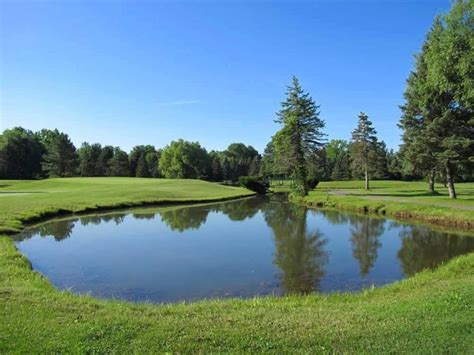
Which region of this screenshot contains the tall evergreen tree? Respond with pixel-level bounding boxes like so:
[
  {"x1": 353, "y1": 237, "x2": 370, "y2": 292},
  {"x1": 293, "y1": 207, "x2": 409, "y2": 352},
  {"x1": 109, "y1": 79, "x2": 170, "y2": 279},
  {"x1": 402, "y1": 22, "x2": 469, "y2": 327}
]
[
  {"x1": 399, "y1": 20, "x2": 444, "y2": 194},
  {"x1": 400, "y1": 1, "x2": 473, "y2": 199},
  {"x1": 273, "y1": 76, "x2": 325, "y2": 195},
  {"x1": 350, "y1": 112, "x2": 378, "y2": 190}
]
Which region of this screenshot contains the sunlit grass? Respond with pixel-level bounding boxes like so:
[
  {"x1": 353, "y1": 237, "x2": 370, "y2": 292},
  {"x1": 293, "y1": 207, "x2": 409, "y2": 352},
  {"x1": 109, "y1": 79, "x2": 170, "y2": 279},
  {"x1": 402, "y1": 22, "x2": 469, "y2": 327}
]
[
  {"x1": 299, "y1": 180, "x2": 474, "y2": 228},
  {"x1": 0, "y1": 177, "x2": 254, "y2": 233}
]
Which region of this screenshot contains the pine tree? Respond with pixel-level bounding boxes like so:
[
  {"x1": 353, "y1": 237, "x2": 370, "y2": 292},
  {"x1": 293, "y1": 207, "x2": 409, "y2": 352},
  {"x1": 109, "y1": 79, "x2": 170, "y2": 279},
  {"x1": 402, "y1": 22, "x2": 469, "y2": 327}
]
[
  {"x1": 350, "y1": 112, "x2": 378, "y2": 190},
  {"x1": 399, "y1": 20, "x2": 444, "y2": 194},
  {"x1": 273, "y1": 76, "x2": 325, "y2": 195},
  {"x1": 400, "y1": 1, "x2": 474, "y2": 199}
]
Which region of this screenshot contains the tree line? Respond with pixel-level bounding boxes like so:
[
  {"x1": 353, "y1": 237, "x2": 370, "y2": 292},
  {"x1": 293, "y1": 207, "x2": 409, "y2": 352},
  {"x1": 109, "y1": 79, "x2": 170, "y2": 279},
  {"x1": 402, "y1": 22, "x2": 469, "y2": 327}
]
[
  {"x1": 0, "y1": 127, "x2": 261, "y2": 182},
  {"x1": 0, "y1": 122, "x2": 446, "y2": 186}
]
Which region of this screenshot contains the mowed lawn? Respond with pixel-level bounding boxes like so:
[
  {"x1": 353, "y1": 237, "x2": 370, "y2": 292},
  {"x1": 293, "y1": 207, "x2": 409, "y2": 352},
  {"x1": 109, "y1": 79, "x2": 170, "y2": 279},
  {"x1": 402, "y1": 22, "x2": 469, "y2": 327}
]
[
  {"x1": 0, "y1": 177, "x2": 473, "y2": 352},
  {"x1": 0, "y1": 177, "x2": 254, "y2": 233},
  {"x1": 302, "y1": 180, "x2": 474, "y2": 228}
]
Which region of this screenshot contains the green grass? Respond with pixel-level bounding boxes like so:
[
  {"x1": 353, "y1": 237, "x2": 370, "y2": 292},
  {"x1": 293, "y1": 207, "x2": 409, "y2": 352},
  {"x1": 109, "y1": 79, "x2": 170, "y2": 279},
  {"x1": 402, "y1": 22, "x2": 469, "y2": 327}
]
[
  {"x1": 0, "y1": 177, "x2": 255, "y2": 233},
  {"x1": 299, "y1": 180, "x2": 474, "y2": 229},
  {"x1": 1, "y1": 177, "x2": 473, "y2": 352}
]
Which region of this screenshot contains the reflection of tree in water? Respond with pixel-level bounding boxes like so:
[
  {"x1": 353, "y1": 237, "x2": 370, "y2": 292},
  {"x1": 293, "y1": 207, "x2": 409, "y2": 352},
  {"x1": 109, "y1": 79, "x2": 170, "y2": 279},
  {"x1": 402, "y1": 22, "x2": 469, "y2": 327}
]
[
  {"x1": 263, "y1": 202, "x2": 327, "y2": 295},
  {"x1": 38, "y1": 220, "x2": 76, "y2": 241},
  {"x1": 211, "y1": 196, "x2": 265, "y2": 221},
  {"x1": 80, "y1": 215, "x2": 102, "y2": 226},
  {"x1": 80, "y1": 213, "x2": 127, "y2": 226},
  {"x1": 398, "y1": 227, "x2": 474, "y2": 276},
  {"x1": 13, "y1": 220, "x2": 77, "y2": 242},
  {"x1": 131, "y1": 213, "x2": 155, "y2": 220},
  {"x1": 157, "y1": 197, "x2": 266, "y2": 232},
  {"x1": 14, "y1": 212, "x2": 128, "y2": 242},
  {"x1": 322, "y1": 210, "x2": 350, "y2": 225},
  {"x1": 159, "y1": 206, "x2": 210, "y2": 232},
  {"x1": 350, "y1": 217, "x2": 384, "y2": 276}
]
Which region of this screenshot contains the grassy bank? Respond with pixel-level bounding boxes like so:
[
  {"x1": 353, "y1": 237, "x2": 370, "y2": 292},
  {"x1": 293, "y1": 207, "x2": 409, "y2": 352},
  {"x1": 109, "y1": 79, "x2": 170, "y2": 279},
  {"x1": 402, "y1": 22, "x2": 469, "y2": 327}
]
[
  {"x1": 1, "y1": 178, "x2": 473, "y2": 352},
  {"x1": 0, "y1": 177, "x2": 255, "y2": 234},
  {"x1": 299, "y1": 180, "x2": 474, "y2": 229}
]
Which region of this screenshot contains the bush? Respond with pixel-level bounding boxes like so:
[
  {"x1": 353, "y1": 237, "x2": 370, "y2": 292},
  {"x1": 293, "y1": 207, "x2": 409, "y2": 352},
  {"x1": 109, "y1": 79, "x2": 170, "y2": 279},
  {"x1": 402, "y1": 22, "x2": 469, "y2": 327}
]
[
  {"x1": 307, "y1": 178, "x2": 319, "y2": 190},
  {"x1": 239, "y1": 176, "x2": 269, "y2": 194}
]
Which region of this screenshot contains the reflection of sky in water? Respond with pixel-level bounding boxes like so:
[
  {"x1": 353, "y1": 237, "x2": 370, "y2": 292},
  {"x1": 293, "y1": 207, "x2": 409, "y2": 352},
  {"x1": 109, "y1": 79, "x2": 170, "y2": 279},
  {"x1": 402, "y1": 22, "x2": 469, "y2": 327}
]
[{"x1": 15, "y1": 197, "x2": 474, "y2": 303}]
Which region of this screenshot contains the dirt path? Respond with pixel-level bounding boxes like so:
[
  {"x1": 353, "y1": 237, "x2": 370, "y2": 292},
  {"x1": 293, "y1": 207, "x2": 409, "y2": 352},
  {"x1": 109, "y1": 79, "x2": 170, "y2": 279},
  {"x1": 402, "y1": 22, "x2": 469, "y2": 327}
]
[{"x1": 328, "y1": 189, "x2": 474, "y2": 211}]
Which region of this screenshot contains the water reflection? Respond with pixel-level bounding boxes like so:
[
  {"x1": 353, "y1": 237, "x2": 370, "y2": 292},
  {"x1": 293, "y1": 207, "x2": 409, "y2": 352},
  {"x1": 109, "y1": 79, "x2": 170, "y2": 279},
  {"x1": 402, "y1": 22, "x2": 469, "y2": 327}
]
[
  {"x1": 159, "y1": 206, "x2": 210, "y2": 231},
  {"x1": 263, "y1": 202, "x2": 327, "y2": 294},
  {"x1": 13, "y1": 195, "x2": 474, "y2": 302},
  {"x1": 210, "y1": 197, "x2": 263, "y2": 221},
  {"x1": 398, "y1": 226, "x2": 474, "y2": 276},
  {"x1": 39, "y1": 220, "x2": 75, "y2": 242},
  {"x1": 349, "y1": 217, "x2": 384, "y2": 276}
]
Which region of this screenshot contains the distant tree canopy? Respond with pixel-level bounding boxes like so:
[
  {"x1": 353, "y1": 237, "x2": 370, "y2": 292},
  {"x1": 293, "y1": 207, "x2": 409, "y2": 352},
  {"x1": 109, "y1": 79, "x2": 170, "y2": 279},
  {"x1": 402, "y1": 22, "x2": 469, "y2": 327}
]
[
  {"x1": 0, "y1": 127, "x2": 263, "y2": 182},
  {"x1": 159, "y1": 140, "x2": 210, "y2": 179},
  {"x1": 77, "y1": 142, "x2": 103, "y2": 177},
  {"x1": 0, "y1": 127, "x2": 43, "y2": 179},
  {"x1": 39, "y1": 129, "x2": 78, "y2": 177},
  {"x1": 129, "y1": 145, "x2": 157, "y2": 177},
  {"x1": 107, "y1": 147, "x2": 130, "y2": 177}
]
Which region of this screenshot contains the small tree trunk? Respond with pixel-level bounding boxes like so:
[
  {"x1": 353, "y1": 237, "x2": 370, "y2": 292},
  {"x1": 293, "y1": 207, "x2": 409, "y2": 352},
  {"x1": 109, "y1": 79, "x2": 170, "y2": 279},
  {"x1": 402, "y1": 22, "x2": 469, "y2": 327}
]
[
  {"x1": 364, "y1": 164, "x2": 369, "y2": 190},
  {"x1": 428, "y1": 169, "x2": 436, "y2": 194},
  {"x1": 445, "y1": 162, "x2": 457, "y2": 199}
]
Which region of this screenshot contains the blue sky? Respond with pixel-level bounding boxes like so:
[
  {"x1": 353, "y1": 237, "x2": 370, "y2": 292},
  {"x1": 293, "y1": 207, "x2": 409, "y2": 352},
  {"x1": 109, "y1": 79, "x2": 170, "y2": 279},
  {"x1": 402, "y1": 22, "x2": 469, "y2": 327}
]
[{"x1": 0, "y1": 0, "x2": 450, "y2": 153}]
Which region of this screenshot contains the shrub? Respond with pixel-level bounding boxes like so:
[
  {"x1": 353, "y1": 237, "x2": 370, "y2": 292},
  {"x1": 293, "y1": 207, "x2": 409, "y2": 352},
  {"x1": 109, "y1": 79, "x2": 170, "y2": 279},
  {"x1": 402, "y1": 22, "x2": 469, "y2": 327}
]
[
  {"x1": 239, "y1": 176, "x2": 269, "y2": 194},
  {"x1": 307, "y1": 178, "x2": 319, "y2": 190}
]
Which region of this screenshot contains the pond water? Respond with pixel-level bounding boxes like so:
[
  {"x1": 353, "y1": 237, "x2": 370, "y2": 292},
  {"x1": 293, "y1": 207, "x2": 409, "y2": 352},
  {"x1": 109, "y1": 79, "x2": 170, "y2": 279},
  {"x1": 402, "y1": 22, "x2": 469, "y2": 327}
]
[{"x1": 14, "y1": 195, "x2": 474, "y2": 303}]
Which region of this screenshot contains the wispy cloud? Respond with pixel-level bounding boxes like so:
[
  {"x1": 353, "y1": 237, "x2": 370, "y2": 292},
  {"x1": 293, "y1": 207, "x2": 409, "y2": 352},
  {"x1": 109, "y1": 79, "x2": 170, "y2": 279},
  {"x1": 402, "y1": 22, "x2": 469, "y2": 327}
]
[{"x1": 156, "y1": 99, "x2": 201, "y2": 106}]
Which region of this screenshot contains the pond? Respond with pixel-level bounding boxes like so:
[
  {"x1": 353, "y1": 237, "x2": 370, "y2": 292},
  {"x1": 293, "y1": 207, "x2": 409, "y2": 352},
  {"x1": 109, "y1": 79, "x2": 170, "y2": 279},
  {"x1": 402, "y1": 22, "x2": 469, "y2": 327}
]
[{"x1": 14, "y1": 195, "x2": 474, "y2": 303}]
